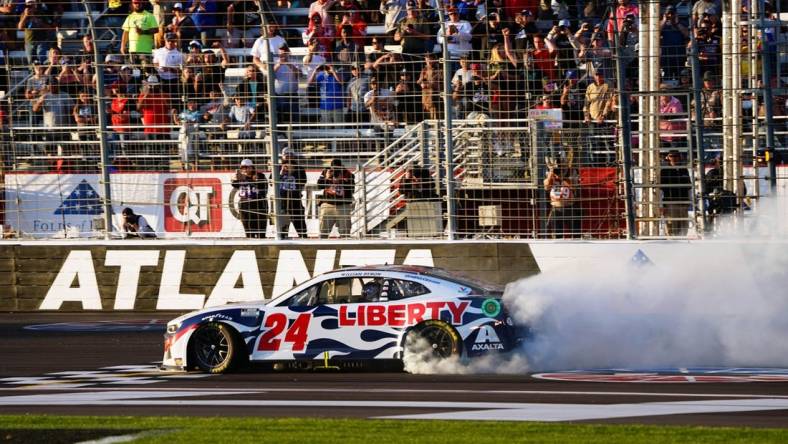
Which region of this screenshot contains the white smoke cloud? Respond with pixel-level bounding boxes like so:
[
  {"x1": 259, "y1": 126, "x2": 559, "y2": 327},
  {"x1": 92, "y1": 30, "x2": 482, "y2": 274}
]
[{"x1": 407, "y1": 198, "x2": 788, "y2": 374}]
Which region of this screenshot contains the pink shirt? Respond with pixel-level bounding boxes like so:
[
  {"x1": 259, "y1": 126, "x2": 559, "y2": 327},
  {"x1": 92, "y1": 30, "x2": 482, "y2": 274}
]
[{"x1": 607, "y1": 4, "x2": 639, "y2": 36}]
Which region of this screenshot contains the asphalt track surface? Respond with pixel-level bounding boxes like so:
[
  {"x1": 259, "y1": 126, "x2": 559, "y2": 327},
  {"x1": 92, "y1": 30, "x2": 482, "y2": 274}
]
[{"x1": 2, "y1": 314, "x2": 788, "y2": 428}]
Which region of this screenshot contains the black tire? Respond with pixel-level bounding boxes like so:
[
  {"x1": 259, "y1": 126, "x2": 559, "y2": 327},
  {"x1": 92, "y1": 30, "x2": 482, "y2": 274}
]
[
  {"x1": 405, "y1": 320, "x2": 462, "y2": 360},
  {"x1": 189, "y1": 322, "x2": 242, "y2": 374}
]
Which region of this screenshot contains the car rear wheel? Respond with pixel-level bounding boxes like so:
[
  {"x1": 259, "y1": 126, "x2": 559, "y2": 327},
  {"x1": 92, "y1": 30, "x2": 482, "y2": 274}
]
[
  {"x1": 406, "y1": 320, "x2": 462, "y2": 360},
  {"x1": 190, "y1": 322, "x2": 241, "y2": 374}
]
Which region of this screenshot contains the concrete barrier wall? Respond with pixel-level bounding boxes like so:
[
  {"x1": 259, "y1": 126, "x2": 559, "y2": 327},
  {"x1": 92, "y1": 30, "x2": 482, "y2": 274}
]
[{"x1": 0, "y1": 242, "x2": 541, "y2": 312}]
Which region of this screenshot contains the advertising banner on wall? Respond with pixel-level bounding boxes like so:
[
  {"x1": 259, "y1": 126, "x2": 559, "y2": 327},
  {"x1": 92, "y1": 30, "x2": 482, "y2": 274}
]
[
  {"x1": 0, "y1": 243, "x2": 541, "y2": 311},
  {"x1": 3, "y1": 170, "x2": 390, "y2": 238}
]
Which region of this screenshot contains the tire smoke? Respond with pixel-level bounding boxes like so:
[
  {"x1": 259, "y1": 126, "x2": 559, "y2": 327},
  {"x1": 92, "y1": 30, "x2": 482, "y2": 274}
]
[{"x1": 406, "y1": 199, "x2": 788, "y2": 374}]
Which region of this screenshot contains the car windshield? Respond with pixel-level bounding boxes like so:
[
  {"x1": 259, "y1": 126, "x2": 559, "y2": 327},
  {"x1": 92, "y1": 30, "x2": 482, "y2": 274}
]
[{"x1": 426, "y1": 268, "x2": 504, "y2": 294}]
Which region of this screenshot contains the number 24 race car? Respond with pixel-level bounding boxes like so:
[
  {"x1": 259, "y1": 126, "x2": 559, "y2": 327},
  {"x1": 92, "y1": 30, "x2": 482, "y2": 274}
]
[{"x1": 162, "y1": 265, "x2": 525, "y2": 373}]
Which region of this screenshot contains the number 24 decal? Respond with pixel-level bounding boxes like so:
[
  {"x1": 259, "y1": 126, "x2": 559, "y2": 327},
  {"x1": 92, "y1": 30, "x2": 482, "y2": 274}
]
[{"x1": 257, "y1": 313, "x2": 311, "y2": 351}]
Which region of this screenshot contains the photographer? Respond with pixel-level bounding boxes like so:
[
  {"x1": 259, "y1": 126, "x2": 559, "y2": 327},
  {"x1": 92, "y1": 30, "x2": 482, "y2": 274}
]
[
  {"x1": 278, "y1": 148, "x2": 307, "y2": 239},
  {"x1": 317, "y1": 158, "x2": 355, "y2": 238},
  {"x1": 121, "y1": 208, "x2": 156, "y2": 239},
  {"x1": 660, "y1": 5, "x2": 689, "y2": 81},
  {"x1": 437, "y1": 7, "x2": 472, "y2": 59},
  {"x1": 606, "y1": 0, "x2": 638, "y2": 44},
  {"x1": 232, "y1": 158, "x2": 268, "y2": 238},
  {"x1": 544, "y1": 162, "x2": 580, "y2": 239}
]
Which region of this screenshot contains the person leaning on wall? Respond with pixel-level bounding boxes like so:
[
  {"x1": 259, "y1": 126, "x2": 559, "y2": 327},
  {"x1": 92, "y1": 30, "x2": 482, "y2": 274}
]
[{"x1": 121, "y1": 207, "x2": 156, "y2": 238}]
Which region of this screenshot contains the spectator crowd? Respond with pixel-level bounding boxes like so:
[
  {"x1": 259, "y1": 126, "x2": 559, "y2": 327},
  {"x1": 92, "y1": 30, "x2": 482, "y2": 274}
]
[{"x1": 0, "y1": 0, "x2": 783, "y2": 160}]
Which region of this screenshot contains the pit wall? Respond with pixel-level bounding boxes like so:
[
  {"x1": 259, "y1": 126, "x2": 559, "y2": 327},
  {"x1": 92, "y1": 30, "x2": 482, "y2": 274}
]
[{"x1": 0, "y1": 240, "x2": 753, "y2": 312}]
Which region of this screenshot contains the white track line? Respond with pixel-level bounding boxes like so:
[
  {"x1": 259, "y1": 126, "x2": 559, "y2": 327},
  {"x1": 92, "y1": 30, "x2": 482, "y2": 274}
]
[{"x1": 1, "y1": 386, "x2": 788, "y2": 399}]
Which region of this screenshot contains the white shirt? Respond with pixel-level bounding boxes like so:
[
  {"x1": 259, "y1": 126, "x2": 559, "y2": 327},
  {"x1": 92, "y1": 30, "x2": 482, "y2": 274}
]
[
  {"x1": 152, "y1": 47, "x2": 184, "y2": 80},
  {"x1": 251, "y1": 35, "x2": 287, "y2": 63},
  {"x1": 274, "y1": 62, "x2": 299, "y2": 95},
  {"x1": 301, "y1": 53, "x2": 326, "y2": 78},
  {"x1": 437, "y1": 20, "x2": 473, "y2": 58},
  {"x1": 363, "y1": 87, "x2": 394, "y2": 123}
]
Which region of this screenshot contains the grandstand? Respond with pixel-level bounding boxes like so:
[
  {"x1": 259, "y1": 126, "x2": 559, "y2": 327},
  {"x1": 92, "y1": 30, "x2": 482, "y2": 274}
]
[{"x1": 0, "y1": 0, "x2": 785, "y2": 240}]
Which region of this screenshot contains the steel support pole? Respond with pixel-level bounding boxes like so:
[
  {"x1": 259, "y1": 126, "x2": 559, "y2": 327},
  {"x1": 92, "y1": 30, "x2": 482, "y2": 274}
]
[
  {"x1": 82, "y1": 1, "x2": 113, "y2": 238},
  {"x1": 437, "y1": 8, "x2": 455, "y2": 240},
  {"x1": 258, "y1": 11, "x2": 282, "y2": 240},
  {"x1": 760, "y1": 0, "x2": 777, "y2": 191},
  {"x1": 613, "y1": 8, "x2": 635, "y2": 239},
  {"x1": 689, "y1": 22, "x2": 707, "y2": 223},
  {"x1": 637, "y1": 6, "x2": 650, "y2": 236}
]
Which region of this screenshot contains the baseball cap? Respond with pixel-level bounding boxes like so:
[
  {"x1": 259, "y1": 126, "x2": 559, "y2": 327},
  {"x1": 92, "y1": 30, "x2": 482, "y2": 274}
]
[
  {"x1": 120, "y1": 64, "x2": 132, "y2": 71},
  {"x1": 280, "y1": 147, "x2": 292, "y2": 158},
  {"x1": 565, "y1": 70, "x2": 578, "y2": 79},
  {"x1": 703, "y1": 71, "x2": 713, "y2": 81},
  {"x1": 173, "y1": 2, "x2": 183, "y2": 9},
  {"x1": 240, "y1": 158, "x2": 253, "y2": 167},
  {"x1": 665, "y1": 5, "x2": 675, "y2": 13},
  {"x1": 189, "y1": 40, "x2": 202, "y2": 48},
  {"x1": 521, "y1": 10, "x2": 533, "y2": 17},
  {"x1": 558, "y1": 19, "x2": 570, "y2": 27},
  {"x1": 145, "y1": 74, "x2": 160, "y2": 84},
  {"x1": 165, "y1": 32, "x2": 177, "y2": 41},
  {"x1": 24, "y1": 0, "x2": 35, "y2": 4},
  {"x1": 105, "y1": 54, "x2": 123, "y2": 64}
]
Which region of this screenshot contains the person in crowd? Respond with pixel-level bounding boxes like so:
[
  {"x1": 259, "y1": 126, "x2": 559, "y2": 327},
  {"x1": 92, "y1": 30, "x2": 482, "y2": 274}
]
[
  {"x1": 606, "y1": 0, "x2": 638, "y2": 43},
  {"x1": 579, "y1": 34, "x2": 612, "y2": 81},
  {"x1": 346, "y1": 62, "x2": 369, "y2": 122},
  {"x1": 512, "y1": 9, "x2": 538, "y2": 51},
  {"x1": 56, "y1": 57, "x2": 82, "y2": 97},
  {"x1": 658, "y1": 93, "x2": 686, "y2": 147},
  {"x1": 394, "y1": 68, "x2": 419, "y2": 123},
  {"x1": 109, "y1": 85, "x2": 133, "y2": 143},
  {"x1": 232, "y1": 158, "x2": 268, "y2": 238},
  {"x1": 395, "y1": 1, "x2": 431, "y2": 63},
  {"x1": 437, "y1": 6, "x2": 472, "y2": 59},
  {"x1": 318, "y1": 158, "x2": 355, "y2": 238},
  {"x1": 184, "y1": 39, "x2": 205, "y2": 65},
  {"x1": 545, "y1": 19, "x2": 579, "y2": 75},
  {"x1": 169, "y1": 2, "x2": 198, "y2": 49},
  {"x1": 417, "y1": 52, "x2": 442, "y2": 120},
  {"x1": 31, "y1": 83, "x2": 72, "y2": 155},
  {"x1": 301, "y1": 37, "x2": 327, "y2": 107},
  {"x1": 187, "y1": 0, "x2": 219, "y2": 46},
  {"x1": 694, "y1": 23, "x2": 720, "y2": 78},
  {"x1": 74, "y1": 34, "x2": 97, "y2": 86},
  {"x1": 18, "y1": 0, "x2": 56, "y2": 65},
  {"x1": 121, "y1": 207, "x2": 157, "y2": 238},
  {"x1": 25, "y1": 59, "x2": 49, "y2": 100},
  {"x1": 399, "y1": 166, "x2": 437, "y2": 202},
  {"x1": 226, "y1": 95, "x2": 256, "y2": 138},
  {"x1": 273, "y1": 46, "x2": 300, "y2": 122},
  {"x1": 136, "y1": 75, "x2": 172, "y2": 139},
  {"x1": 560, "y1": 70, "x2": 583, "y2": 125},
  {"x1": 278, "y1": 147, "x2": 308, "y2": 238},
  {"x1": 121, "y1": 0, "x2": 158, "y2": 63},
  {"x1": 333, "y1": 24, "x2": 363, "y2": 79},
  {"x1": 693, "y1": 70, "x2": 722, "y2": 131},
  {"x1": 544, "y1": 162, "x2": 580, "y2": 238},
  {"x1": 309, "y1": 0, "x2": 337, "y2": 27},
  {"x1": 584, "y1": 70, "x2": 611, "y2": 124},
  {"x1": 308, "y1": 63, "x2": 345, "y2": 123},
  {"x1": 660, "y1": 5, "x2": 689, "y2": 81},
  {"x1": 302, "y1": 12, "x2": 334, "y2": 56},
  {"x1": 178, "y1": 65, "x2": 204, "y2": 100},
  {"x1": 251, "y1": 24, "x2": 287, "y2": 69},
  {"x1": 465, "y1": 68, "x2": 491, "y2": 116},
  {"x1": 531, "y1": 33, "x2": 556, "y2": 81},
  {"x1": 152, "y1": 32, "x2": 184, "y2": 95},
  {"x1": 225, "y1": 0, "x2": 260, "y2": 48},
  {"x1": 236, "y1": 63, "x2": 264, "y2": 112},
  {"x1": 364, "y1": 75, "x2": 396, "y2": 126},
  {"x1": 72, "y1": 88, "x2": 97, "y2": 141},
  {"x1": 533, "y1": 94, "x2": 554, "y2": 109},
  {"x1": 692, "y1": 0, "x2": 717, "y2": 25},
  {"x1": 380, "y1": 0, "x2": 407, "y2": 37},
  {"x1": 660, "y1": 150, "x2": 691, "y2": 236},
  {"x1": 201, "y1": 89, "x2": 230, "y2": 140},
  {"x1": 199, "y1": 47, "x2": 228, "y2": 94}
]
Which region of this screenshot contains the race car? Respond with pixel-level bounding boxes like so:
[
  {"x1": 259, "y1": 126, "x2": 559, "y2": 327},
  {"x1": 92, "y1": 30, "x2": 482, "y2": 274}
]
[{"x1": 161, "y1": 265, "x2": 524, "y2": 373}]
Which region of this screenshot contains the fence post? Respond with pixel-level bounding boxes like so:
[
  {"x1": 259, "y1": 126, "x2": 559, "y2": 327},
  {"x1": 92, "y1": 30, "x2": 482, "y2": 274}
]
[
  {"x1": 689, "y1": 21, "x2": 708, "y2": 230},
  {"x1": 82, "y1": 1, "x2": 113, "y2": 239},
  {"x1": 259, "y1": 11, "x2": 282, "y2": 240},
  {"x1": 613, "y1": 17, "x2": 636, "y2": 240},
  {"x1": 760, "y1": 0, "x2": 777, "y2": 192},
  {"x1": 437, "y1": 8, "x2": 455, "y2": 240}
]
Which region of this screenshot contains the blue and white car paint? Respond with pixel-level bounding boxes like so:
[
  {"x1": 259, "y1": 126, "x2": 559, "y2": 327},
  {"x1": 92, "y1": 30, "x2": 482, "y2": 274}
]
[{"x1": 161, "y1": 265, "x2": 524, "y2": 371}]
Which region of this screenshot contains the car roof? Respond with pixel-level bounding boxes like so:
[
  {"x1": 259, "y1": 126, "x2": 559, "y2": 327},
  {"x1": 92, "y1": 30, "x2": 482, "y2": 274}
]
[{"x1": 324, "y1": 264, "x2": 438, "y2": 276}]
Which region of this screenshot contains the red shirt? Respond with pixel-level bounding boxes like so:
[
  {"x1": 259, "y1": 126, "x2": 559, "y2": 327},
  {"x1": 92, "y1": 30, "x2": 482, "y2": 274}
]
[
  {"x1": 533, "y1": 48, "x2": 555, "y2": 80},
  {"x1": 138, "y1": 92, "x2": 171, "y2": 134},
  {"x1": 503, "y1": 0, "x2": 539, "y2": 20}
]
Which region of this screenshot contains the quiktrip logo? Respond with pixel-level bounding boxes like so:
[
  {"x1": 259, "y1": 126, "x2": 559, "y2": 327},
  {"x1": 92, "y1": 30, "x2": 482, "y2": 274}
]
[
  {"x1": 55, "y1": 180, "x2": 103, "y2": 215},
  {"x1": 164, "y1": 178, "x2": 223, "y2": 232}
]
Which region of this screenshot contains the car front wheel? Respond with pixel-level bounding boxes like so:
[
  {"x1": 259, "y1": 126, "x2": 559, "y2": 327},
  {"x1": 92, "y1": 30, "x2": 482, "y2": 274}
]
[{"x1": 190, "y1": 322, "x2": 240, "y2": 374}]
